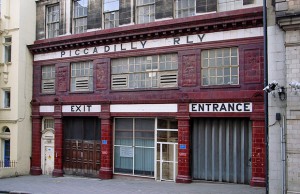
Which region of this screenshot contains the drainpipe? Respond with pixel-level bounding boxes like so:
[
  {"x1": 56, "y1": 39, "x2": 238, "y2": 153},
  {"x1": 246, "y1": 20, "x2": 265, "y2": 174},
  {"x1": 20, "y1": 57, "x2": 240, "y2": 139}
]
[
  {"x1": 281, "y1": 116, "x2": 286, "y2": 194},
  {"x1": 263, "y1": 0, "x2": 269, "y2": 193}
]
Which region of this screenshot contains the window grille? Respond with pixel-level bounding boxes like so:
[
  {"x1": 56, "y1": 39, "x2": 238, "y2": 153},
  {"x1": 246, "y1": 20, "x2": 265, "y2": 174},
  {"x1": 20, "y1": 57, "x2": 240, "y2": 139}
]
[
  {"x1": 111, "y1": 54, "x2": 178, "y2": 90},
  {"x1": 71, "y1": 61, "x2": 93, "y2": 92},
  {"x1": 42, "y1": 65, "x2": 56, "y2": 93},
  {"x1": 44, "y1": 119, "x2": 54, "y2": 130},
  {"x1": 201, "y1": 47, "x2": 239, "y2": 86}
]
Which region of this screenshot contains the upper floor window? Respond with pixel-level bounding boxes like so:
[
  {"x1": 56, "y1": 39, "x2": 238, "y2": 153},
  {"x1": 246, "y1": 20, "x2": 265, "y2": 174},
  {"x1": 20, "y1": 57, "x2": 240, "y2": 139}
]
[
  {"x1": 47, "y1": 4, "x2": 60, "y2": 38},
  {"x1": 175, "y1": 0, "x2": 195, "y2": 18},
  {"x1": 201, "y1": 47, "x2": 239, "y2": 86},
  {"x1": 111, "y1": 53, "x2": 178, "y2": 90},
  {"x1": 136, "y1": 0, "x2": 155, "y2": 24},
  {"x1": 3, "y1": 37, "x2": 11, "y2": 64},
  {"x1": 42, "y1": 65, "x2": 56, "y2": 94},
  {"x1": 103, "y1": 0, "x2": 119, "y2": 29},
  {"x1": 197, "y1": 0, "x2": 217, "y2": 13},
  {"x1": 2, "y1": 88, "x2": 10, "y2": 109},
  {"x1": 73, "y1": 0, "x2": 88, "y2": 34},
  {"x1": 71, "y1": 61, "x2": 93, "y2": 92},
  {"x1": 243, "y1": 0, "x2": 254, "y2": 5}
]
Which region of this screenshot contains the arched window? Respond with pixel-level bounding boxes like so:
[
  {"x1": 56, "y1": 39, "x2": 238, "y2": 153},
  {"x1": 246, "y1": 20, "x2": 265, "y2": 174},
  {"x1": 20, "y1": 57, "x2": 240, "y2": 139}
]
[{"x1": 1, "y1": 126, "x2": 11, "y2": 167}]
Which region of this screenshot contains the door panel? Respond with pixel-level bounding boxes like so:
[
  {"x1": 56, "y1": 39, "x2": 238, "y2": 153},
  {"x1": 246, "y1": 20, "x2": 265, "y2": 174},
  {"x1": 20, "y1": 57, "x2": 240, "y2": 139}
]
[
  {"x1": 63, "y1": 117, "x2": 101, "y2": 177},
  {"x1": 64, "y1": 139, "x2": 100, "y2": 177},
  {"x1": 44, "y1": 146, "x2": 54, "y2": 175}
]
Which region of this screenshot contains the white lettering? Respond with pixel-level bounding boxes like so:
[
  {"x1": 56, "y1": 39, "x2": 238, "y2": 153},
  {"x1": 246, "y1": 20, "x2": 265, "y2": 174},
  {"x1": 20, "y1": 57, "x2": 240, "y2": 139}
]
[{"x1": 189, "y1": 103, "x2": 253, "y2": 112}]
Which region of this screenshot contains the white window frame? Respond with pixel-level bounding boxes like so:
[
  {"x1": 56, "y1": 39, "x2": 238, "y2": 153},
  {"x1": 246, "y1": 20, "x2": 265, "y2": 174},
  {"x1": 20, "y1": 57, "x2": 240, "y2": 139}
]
[
  {"x1": 103, "y1": 0, "x2": 119, "y2": 29},
  {"x1": 3, "y1": 37, "x2": 11, "y2": 64},
  {"x1": 2, "y1": 88, "x2": 10, "y2": 109},
  {"x1": 175, "y1": 0, "x2": 196, "y2": 18},
  {"x1": 42, "y1": 65, "x2": 56, "y2": 94},
  {"x1": 111, "y1": 53, "x2": 178, "y2": 90},
  {"x1": 73, "y1": 0, "x2": 88, "y2": 34},
  {"x1": 136, "y1": 0, "x2": 155, "y2": 24},
  {"x1": 70, "y1": 61, "x2": 93, "y2": 92},
  {"x1": 201, "y1": 47, "x2": 239, "y2": 86},
  {"x1": 46, "y1": 4, "x2": 60, "y2": 38}
]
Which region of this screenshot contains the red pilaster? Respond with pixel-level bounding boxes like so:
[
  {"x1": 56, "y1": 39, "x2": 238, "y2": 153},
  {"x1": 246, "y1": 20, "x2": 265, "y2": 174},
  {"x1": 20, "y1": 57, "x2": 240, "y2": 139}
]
[
  {"x1": 250, "y1": 120, "x2": 266, "y2": 187},
  {"x1": 52, "y1": 103, "x2": 64, "y2": 177},
  {"x1": 99, "y1": 104, "x2": 113, "y2": 179},
  {"x1": 30, "y1": 113, "x2": 42, "y2": 175},
  {"x1": 176, "y1": 103, "x2": 192, "y2": 183}
]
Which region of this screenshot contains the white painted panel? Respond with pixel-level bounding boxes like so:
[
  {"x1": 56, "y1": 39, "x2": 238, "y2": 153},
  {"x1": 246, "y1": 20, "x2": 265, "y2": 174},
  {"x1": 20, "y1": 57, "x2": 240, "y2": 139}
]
[
  {"x1": 62, "y1": 105, "x2": 101, "y2": 113},
  {"x1": 110, "y1": 104, "x2": 178, "y2": 113},
  {"x1": 40, "y1": 106, "x2": 55, "y2": 113}
]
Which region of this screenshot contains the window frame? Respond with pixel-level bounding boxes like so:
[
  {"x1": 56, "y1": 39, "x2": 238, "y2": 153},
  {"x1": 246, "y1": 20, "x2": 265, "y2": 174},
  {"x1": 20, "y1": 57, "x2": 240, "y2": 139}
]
[
  {"x1": 46, "y1": 4, "x2": 60, "y2": 38},
  {"x1": 136, "y1": 0, "x2": 155, "y2": 24},
  {"x1": 103, "y1": 0, "x2": 119, "y2": 29},
  {"x1": 201, "y1": 47, "x2": 239, "y2": 86},
  {"x1": 3, "y1": 37, "x2": 12, "y2": 64},
  {"x1": 41, "y1": 65, "x2": 56, "y2": 94},
  {"x1": 111, "y1": 53, "x2": 178, "y2": 90},
  {"x1": 2, "y1": 88, "x2": 10, "y2": 109},
  {"x1": 174, "y1": 0, "x2": 196, "y2": 18},
  {"x1": 70, "y1": 61, "x2": 94, "y2": 92},
  {"x1": 73, "y1": 0, "x2": 88, "y2": 34}
]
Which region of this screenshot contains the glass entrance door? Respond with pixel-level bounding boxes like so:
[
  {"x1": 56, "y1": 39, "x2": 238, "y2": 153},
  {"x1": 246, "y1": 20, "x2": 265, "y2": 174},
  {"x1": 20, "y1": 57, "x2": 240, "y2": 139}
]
[
  {"x1": 156, "y1": 142, "x2": 178, "y2": 181},
  {"x1": 156, "y1": 118, "x2": 178, "y2": 182}
]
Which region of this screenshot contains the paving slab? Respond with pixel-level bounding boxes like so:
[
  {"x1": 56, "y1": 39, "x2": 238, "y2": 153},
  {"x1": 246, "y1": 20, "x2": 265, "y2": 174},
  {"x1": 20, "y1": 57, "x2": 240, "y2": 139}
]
[{"x1": 0, "y1": 175, "x2": 265, "y2": 194}]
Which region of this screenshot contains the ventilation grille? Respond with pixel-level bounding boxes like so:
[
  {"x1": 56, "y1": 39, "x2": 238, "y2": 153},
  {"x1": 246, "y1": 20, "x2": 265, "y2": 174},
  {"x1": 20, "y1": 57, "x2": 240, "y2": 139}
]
[
  {"x1": 111, "y1": 75, "x2": 128, "y2": 89},
  {"x1": 75, "y1": 77, "x2": 90, "y2": 91},
  {"x1": 159, "y1": 71, "x2": 177, "y2": 87},
  {"x1": 42, "y1": 80, "x2": 55, "y2": 93}
]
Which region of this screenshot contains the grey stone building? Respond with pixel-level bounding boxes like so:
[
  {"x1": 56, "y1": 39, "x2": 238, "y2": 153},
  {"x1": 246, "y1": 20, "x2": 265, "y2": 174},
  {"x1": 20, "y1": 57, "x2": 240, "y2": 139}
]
[{"x1": 268, "y1": 0, "x2": 300, "y2": 193}]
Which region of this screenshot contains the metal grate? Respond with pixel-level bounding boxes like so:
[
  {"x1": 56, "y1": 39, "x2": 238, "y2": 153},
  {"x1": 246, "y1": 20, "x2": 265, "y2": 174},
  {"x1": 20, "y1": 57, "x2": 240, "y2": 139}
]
[
  {"x1": 192, "y1": 118, "x2": 252, "y2": 184},
  {"x1": 0, "y1": 160, "x2": 17, "y2": 168}
]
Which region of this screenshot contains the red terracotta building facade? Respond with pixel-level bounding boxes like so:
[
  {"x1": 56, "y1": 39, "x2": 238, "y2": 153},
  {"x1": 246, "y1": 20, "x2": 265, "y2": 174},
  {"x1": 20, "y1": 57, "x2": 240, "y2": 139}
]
[{"x1": 29, "y1": 0, "x2": 265, "y2": 186}]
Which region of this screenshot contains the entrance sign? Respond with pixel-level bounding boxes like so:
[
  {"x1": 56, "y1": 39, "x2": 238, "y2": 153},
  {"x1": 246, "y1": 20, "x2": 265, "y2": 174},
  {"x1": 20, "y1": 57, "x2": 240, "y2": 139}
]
[
  {"x1": 190, "y1": 102, "x2": 252, "y2": 112},
  {"x1": 62, "y1": 105, "x2": 101, "y2": 112}
]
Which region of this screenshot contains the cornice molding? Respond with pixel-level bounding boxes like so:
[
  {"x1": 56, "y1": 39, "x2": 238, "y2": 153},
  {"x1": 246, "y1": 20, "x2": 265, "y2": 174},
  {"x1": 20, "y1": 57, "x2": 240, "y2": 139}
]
[{"x1": 277, "y1": 14, "x2": 300, "y2": 31}]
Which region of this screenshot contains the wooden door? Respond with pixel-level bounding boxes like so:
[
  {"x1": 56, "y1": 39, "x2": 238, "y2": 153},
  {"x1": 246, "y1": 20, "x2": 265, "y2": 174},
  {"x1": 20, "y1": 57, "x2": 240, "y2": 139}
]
[{"x1": 63, "y1": 117, "x2": 101, "y2": 177}]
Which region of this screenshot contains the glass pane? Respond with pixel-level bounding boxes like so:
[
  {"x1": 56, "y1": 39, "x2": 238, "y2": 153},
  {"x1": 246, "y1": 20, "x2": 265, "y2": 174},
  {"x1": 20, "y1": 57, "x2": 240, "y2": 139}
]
[
  {"x1": 157, "y1": 118, "x2": 178, "y2": 129},
  {"x1": 134, "y1": 147, "x2": 154, "y2": 176},
  {"x1": 162, "y1": 162, "x2": 174, "y2": 180},
  {"x1": 115, "y1": 118, "x2": 133, "y2": 146},
  {"x1": 114, "y1": 146, "x2": 133, "y2": 174},
  {"x1": 157, "y1": 131, "x2": 178, "y2": 143}
]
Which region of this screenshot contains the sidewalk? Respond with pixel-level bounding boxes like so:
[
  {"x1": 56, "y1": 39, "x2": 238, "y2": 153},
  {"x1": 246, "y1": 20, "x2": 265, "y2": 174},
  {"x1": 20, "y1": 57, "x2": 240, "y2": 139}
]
[{"x1": 0, "y1": 175, "x2": 265, "y2": 194}]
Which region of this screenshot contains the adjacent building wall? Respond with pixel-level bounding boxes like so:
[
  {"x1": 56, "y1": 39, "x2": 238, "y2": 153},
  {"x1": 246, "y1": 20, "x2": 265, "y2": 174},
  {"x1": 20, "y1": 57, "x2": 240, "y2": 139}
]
[
  {"x1": 0, "y1": 0, "x2": 35, "y2": 177},
  {"x1": 269, "y1": 0, "x2": 300, "y2": 193}
]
